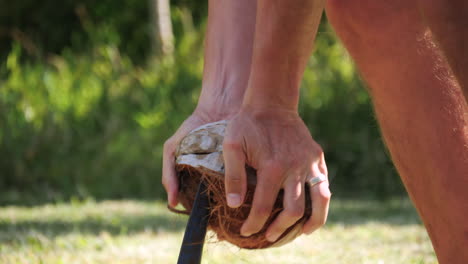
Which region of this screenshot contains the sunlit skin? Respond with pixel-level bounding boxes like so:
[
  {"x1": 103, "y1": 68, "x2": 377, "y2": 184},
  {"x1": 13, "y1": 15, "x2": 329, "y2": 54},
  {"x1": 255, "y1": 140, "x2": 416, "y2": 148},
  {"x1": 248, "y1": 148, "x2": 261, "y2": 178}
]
[
  {"x1": 163, "y1": 0, "x2": 468, "y2": 261},
  {"x1": 416, "y1": 0, "x2": 468, "y2": 100},
  {"x1": 163, "y1": 0, "x2": 332, "y2": 243},
  {"x1": 223, "y1": 0, "x2": 331, "y2": 241},
  {"x1": 162, "y1": 0, "x2": 256, "y2": 207},
  {"x1": 326, "y1": 1, "x2": 468, "y2": 263}
]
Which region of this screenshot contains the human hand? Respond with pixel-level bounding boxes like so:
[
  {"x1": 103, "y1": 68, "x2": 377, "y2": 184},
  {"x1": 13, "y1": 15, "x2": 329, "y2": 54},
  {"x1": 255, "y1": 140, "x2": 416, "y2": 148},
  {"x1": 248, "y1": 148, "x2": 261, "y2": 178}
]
[
  {"x1": 223, "y1": 106, "x2": 331, "y2": 242},
  {"x1": 162, "y1": 107, "x2": 236, "y2": 207}
]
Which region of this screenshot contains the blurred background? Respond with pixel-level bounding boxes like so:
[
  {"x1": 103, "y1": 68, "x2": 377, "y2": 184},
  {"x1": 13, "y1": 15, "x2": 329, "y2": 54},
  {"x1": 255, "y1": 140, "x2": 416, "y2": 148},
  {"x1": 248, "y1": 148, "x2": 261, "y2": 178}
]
[
  {"x1": 0, "y1": 1, "x2": 438, "y2": 263},
  {"x1": 0, "y1": 0, "x2": 405, "y2": 204}
]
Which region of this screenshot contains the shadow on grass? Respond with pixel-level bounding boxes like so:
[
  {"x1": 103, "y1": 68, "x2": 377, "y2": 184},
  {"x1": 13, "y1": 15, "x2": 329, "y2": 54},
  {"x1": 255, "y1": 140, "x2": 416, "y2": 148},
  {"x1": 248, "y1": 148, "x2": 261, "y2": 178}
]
[
  {"x1": 0, "y1": 198, "x2": 422, "y2": 246},
  {"x1": 0, "y1": 202, "x2": 188, "y2": 245},
  {"x1": 327, "y1": 198, "x2": 422, "y2": 226}
]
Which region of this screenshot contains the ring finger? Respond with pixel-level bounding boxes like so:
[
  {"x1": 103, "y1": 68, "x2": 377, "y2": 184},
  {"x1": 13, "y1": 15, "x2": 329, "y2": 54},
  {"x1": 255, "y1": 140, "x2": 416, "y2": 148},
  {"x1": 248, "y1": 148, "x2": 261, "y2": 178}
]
[{"x1": 302, "y1": 173, "x2": 331, "y2": 234}]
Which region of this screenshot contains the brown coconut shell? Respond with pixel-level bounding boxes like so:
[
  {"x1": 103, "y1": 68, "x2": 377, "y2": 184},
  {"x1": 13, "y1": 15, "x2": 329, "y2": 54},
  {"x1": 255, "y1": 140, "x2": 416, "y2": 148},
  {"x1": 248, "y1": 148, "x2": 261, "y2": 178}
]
[{"x1": 171, "y1": 120, "x2": 312, "y2": 249}]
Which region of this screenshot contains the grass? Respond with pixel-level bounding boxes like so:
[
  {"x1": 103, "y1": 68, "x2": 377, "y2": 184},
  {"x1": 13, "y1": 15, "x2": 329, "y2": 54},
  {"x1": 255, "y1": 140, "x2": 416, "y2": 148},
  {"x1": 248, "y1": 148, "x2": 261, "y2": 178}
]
[{"x1": 0, "y1": 198, "x2": 437, "y2": 264}]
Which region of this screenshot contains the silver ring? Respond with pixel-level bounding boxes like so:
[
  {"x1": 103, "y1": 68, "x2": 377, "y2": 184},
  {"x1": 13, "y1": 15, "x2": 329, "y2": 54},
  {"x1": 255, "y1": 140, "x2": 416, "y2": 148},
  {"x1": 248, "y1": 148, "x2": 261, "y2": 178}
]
[{"x1": 307, "y1": 174, "x2": 327, "y2": 187}]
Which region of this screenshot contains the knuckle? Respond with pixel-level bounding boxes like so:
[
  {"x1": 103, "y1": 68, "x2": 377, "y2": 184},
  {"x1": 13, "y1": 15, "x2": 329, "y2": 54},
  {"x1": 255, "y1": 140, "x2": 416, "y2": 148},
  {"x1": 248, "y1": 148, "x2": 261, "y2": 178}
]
[
  {"x1": 163, "y1": 139, "x2": 175, "y2": 154},
  {"x1": 277, "y1": 159, "x2": 290, "y2": 171},
  {"x1": 264, "y1": 159, "x2": 280, "y2": 169},
  {"x1": 263, "y1": 160, "x2": 286, "y2": 180},
  {"x1": 288, "y1": 159, "x2": 302, "y2": 171},
  {"x1": 282, "y1": 157, "x2": 300, "y2": 173},
  {"x1": 253, "y1": 206, "x2": 272, "y2": 218},
  {"x1": 313, "y1": 144, "x2": 324, "y2": 157},
  {"x1": 320, "y1": 189, "x2": 332, "y2": 202},
  {"x1": 223, "y1": 140, "x2": 242, "y2": 151},
  {"x1": 319, "y1": 160, "x2": 328, "y2": 176},
  {"x1": 226, "y1": 176, "x2": 242, "y2": 185},
  {"x1": 284, "y1": 207, "x2": 304, "y2": 219}
]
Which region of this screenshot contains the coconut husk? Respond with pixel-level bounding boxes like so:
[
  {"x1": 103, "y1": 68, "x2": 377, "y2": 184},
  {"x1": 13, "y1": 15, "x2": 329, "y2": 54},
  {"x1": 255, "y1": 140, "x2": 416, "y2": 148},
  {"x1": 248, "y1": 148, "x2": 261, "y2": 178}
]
[{"x1": 170, "y1": 120, "x2": 312, "y2": 249}]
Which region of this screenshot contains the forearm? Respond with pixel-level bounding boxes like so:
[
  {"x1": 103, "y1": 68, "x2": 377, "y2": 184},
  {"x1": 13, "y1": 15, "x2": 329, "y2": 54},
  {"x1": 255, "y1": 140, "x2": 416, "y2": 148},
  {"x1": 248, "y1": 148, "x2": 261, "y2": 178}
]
[
  {"x1": 163, "y1": 1, "x2": 257, "y2": 206},
  {"x1": 197, "y1": 0, "x2": 257, "y2": 118},
  {"x1": 243, "y1": 0, "x2": 326, "y2": 111}
]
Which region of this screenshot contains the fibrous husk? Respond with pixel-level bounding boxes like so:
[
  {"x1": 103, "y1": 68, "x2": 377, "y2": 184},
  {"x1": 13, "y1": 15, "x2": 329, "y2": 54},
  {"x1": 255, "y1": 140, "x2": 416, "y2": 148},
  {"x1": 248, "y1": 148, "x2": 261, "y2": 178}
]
[{"x1": 171, "y1": 120, "x2": 312, "y2": 249}]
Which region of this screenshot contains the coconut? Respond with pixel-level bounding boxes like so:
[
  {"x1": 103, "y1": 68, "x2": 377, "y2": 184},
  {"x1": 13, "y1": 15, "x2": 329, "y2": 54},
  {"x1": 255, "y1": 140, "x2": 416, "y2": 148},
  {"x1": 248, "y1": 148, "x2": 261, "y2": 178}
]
[{"x1": 170, "y1": 120, "x2": 312, "y2": 249}]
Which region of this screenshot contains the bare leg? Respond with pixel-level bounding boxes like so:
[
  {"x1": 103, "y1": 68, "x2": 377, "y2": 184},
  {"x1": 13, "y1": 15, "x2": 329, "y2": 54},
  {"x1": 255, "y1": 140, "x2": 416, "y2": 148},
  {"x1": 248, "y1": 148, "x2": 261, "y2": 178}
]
[
  {"x1": 417, "y1": 0, "x2": 468, "y2": 100},
  {"x1": 326, "y1": 1, "x2": 468, "y2": 263}
]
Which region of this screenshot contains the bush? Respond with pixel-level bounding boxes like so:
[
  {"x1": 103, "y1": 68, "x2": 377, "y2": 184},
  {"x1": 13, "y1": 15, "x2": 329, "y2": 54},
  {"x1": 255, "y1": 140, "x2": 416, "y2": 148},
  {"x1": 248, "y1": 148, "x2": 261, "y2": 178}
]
[
  {"x1": 0, "y1": 31, "x2": 204, "y2": 201},
  {"x1": 0, "y1": 10, "x2": 404, "y2": 203}
]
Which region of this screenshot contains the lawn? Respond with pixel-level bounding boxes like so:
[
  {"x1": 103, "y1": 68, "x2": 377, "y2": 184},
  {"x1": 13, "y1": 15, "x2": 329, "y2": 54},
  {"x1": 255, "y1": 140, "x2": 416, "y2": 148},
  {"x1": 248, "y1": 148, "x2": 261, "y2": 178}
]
[{"x1": 0, "y1": 198, "x2": 436, "y2": 264}]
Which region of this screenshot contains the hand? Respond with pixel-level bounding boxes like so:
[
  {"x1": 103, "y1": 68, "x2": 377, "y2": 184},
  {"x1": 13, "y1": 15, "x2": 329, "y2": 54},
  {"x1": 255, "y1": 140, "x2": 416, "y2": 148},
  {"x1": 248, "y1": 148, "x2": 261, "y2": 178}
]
[
  {"x1": 223, "y1": 106, "x2": 331, "y2": 242},
  {"x1": 162, "y1": 107, "x2": 235, "y2": 207}
]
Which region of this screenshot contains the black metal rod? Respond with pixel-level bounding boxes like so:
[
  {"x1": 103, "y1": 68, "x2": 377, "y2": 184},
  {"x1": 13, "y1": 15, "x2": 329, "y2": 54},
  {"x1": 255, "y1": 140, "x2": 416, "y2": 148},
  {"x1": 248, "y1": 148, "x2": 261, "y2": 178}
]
[{"x1": 177, "y1": 180, "x2": 210, "y2": 264}]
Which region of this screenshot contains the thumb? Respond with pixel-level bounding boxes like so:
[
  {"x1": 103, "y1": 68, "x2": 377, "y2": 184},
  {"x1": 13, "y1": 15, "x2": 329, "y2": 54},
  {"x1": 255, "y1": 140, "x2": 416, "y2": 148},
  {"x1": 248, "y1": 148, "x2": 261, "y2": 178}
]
[
  {"x1": 162, "y1": 139, "x2": 179, "y2": 207},
  {"x1": 223, "y1": 133, "x2": 247, "y2": 208}
]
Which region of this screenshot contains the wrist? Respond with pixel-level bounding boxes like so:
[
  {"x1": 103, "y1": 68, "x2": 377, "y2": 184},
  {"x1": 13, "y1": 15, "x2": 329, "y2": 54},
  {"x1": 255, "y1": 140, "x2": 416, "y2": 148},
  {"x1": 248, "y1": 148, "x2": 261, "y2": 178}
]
[
  {"x1": 242, "y1": 83, "x2": 300, "y2": 112},
  {"x1": 194, "y1": 101, "x2": 239, "y2": 121},
  {"x1": 238, "y1": 103, "x2": 300, "y2": 121},
  {"x1": 242, "y1": 56, "x2": 302, "y2": 112},
  {"x1": 196, "y1": 79, "x2": 248, "y2": 121}
]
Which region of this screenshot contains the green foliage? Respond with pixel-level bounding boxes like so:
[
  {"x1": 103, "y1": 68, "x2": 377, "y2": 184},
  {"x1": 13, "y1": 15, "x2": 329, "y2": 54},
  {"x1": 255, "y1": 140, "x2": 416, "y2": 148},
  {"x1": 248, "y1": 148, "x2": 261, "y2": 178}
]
[
  {"x1": 0, "y1": 5, "x2": 404, "y2": 202},
  {"x1": 0, "y1": 27, "x2": 204, "y2": 201},
  {"x1": 0, "y1": 0, "x2": 208, "y2": 63}
]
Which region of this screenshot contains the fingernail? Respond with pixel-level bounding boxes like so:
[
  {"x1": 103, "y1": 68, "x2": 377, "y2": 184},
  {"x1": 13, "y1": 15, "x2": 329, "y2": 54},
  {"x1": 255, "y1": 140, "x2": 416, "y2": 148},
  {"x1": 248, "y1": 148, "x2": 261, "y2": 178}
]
[
  {"x1": 240, "y1": 226, "x2": 251, "y2": 237},
  {"x1": 266, "y1": 232, "x2": 279, "y2": 242},
  {"x1": 241, "y1": 231, "x2": 251, "y2": 237},
  {"x1": 227, "y1": 193, "x2": 241, "y2": 208}
]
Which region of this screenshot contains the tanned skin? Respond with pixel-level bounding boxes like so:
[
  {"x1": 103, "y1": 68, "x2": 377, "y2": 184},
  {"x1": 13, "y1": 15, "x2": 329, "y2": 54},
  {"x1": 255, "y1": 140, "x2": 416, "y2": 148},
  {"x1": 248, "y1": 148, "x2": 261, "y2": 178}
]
[
  {"x1": 164, "y1": 0, "x2": 332, "y2": 244},
  {"x1": 326, "y1": 1, "x2": 468, "y2": 263},
  {"x1": 163, "y1": 0, "x2": 257, "y2": 207},
  {"x1": 164, "y1": 0, "x2": 468, "y2": 262},
  {"x1": 223, "y1": 0, "x2": 331, "y2": 242},
  {"x1": 416, "y1": 0, "x2": 468, "y2": 100}
]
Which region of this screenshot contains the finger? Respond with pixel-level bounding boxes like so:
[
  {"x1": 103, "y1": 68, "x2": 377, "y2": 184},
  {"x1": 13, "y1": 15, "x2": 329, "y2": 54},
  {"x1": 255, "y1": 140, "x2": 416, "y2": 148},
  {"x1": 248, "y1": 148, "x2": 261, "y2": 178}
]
[
  {"x1": 266, "y1": 176, "x2": 305, "y2": 242},
  {"x1": 162, "y1": 139, "x2": 179, "y2": 207},
  {"x1": 240, "y1": 165, "x2": 282, "y2": 237},
  {"x1": 223, "y1": 132, "x2": 247, "y2": 208},
  {"x1": 302, "y1": 179, "x2": 331, "y2": 234},
  {"x1": 318, "y1": 151, "x2": 328, "y2": 175}
]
